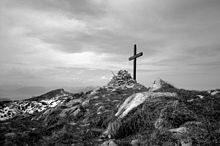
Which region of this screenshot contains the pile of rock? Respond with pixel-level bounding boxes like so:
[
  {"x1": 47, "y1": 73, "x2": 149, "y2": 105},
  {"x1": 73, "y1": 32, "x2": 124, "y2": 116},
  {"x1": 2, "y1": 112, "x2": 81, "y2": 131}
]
[{"x1": 107, "y1": 70, "x2": 136, "y2": 89}]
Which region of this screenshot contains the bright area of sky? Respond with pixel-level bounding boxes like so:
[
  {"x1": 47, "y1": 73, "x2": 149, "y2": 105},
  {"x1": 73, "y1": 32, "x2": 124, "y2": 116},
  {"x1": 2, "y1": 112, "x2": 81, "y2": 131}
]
[{"x1": 0, "y1": 0, "x2": 220, "y2": 99}]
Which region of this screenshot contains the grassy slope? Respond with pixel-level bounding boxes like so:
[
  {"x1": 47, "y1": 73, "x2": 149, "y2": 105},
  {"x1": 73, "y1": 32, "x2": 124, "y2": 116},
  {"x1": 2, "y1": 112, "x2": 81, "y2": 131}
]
[{"x1": 0, "y1": 84, "x2": 220, "y2": 146}]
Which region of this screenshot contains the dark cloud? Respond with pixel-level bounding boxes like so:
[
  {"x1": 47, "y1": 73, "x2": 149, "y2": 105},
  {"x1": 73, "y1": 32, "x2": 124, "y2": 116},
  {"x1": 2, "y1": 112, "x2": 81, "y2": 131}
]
[
  {"x1": 1, "y1": 0, "x2": 220, "y2": 92},
  {"x1": 4, "y1": 0, "x2": 107, "y2": 18}
]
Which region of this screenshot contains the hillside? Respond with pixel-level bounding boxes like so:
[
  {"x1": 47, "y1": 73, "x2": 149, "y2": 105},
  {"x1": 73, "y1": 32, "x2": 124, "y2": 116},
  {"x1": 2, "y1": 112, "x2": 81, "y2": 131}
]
[{"x1": 0, "y1": 70, "x2": 220, "y2": 146}]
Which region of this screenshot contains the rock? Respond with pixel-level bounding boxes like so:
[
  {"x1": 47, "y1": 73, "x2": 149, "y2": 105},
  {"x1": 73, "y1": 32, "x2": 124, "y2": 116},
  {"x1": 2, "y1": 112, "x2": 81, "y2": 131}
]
[
  {"x1": 180, "y1": 140, "x2": 192, "y2": 146},
  {"x1": 197, "y1": 95, "x2": 204, "y2": 99},
  {"x1": 107, "y1": 70, "x2": 136, "y2": 88},
  {"x1": 116, "y1": 92, "x2": 176, "y2": 118},
  {"x1": 97, "y1": 106, "x2": 105, "y2": 114},
  {"x1": 59, "y1": 105, "x2": 78, "y2": 118},
  {"x1": 82, "y1": 99, "x2": 90, "y2": 108},
  {"x1": 150, "y1": 79, "x2": 175, "y2": 92},
  {"x1": 162, "y1": 141, "x2": 176, "y2": 146},
  {"x1": 103, "y1": 120, "x2": 122, "y2": 138},
  {"x1": 169, "y1": 127, "x2": 187, "y2": 136},
  {"x1": 93, "y1": 96, "x2": 100, "y2": 99},
  {"x1": 4, "y1": 132, "x2": 16, "y2": 138},
  {"x1": 131, "y1": 139, "x2": 141, "y2": 146},
  {"x1": 100, "y1": 140, "x2": 118, "y2": 146},
  {"x1": 73, "y1": 107, "x2": 82, "y2": 117},
  {"x1": 65, "y1": 98, "x2": 82, "y2": 107}
]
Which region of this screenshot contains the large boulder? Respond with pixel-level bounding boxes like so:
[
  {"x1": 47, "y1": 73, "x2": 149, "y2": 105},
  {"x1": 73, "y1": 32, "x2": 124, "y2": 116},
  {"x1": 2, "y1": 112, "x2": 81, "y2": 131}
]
[
  {"x1": 103, "y1": 92, "x2": 177, "y2": 138},
  {"x1": 115, "y1": 92, "x2": 176, "y2": 119}
]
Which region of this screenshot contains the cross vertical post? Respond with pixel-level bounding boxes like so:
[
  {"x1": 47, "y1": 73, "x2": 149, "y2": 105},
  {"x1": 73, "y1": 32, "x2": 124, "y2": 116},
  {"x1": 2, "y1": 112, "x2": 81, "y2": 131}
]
[
  {"x1": 133, "y1": 44, "x2": 137, "y2": 80},
  {"x1": 129, "y1": 44, "x2": 143, "y2": 81}
]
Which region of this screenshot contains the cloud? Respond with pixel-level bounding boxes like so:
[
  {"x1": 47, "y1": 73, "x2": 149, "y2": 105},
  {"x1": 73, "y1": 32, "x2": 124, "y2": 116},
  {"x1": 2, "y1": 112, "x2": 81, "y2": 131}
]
[{"x1": 1, "y1": 0, "x2": 220, "y2": 91}]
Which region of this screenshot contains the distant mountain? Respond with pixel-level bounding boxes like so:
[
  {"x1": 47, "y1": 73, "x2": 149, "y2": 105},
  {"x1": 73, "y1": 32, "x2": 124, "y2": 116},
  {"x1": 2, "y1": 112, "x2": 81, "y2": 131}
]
[
  {"x1": 26, "y1": 89, "x2": 70, "y2": 102},
  {"x1": 0, "y1": 86, "x2": 47, "y2": 100},
  {"x1": 0, "y1": 98, "x2": 11, "y2": 102},
  {"x1": 0, "y1": 85, "x2": 96, "y2": 100},
  {"x1": 66, "y1": 86, "x2": 97, "y2": 94}
]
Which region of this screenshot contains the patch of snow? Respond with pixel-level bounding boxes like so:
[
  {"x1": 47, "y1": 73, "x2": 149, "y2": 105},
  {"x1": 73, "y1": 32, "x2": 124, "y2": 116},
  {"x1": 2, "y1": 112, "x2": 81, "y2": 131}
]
[
  {"x1": 187, "y1": 99, "x2": 194, "y2": 102},
  {"x1": 93, "y1": 96, "x2": 99, "y2": 99},
  {"x1": 211, "y1": 91, "x2": 219, "y2": 96},
  {"x1": 197, "y1": 95, "x2": 204, "y2": 99},
  {"x1": 49, "y1": 100, "x2": 60, "y2": 107},
  {"x1": 95, "y1": 102, "x2": 102, "y2": 106},
  {"x1": 169, "y1": 127, "x2": 187, "y2": 134}
]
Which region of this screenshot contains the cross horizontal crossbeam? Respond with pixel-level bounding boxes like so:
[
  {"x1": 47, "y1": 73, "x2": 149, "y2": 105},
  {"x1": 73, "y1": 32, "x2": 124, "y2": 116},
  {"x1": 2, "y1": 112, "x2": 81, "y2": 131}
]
[{"x1": 129, "y1": 52, "x2": 143, "y2": 61}]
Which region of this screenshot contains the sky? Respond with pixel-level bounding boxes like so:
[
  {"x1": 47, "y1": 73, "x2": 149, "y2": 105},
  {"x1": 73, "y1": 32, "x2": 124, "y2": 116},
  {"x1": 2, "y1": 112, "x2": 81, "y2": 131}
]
[{"x1": 0, "y1": 0, "x2": 220, "y2": 98}]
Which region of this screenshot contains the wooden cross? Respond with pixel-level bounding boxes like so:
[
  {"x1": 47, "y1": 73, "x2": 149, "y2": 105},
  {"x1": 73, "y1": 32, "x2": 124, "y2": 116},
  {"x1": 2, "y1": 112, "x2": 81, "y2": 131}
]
[{"x1": 129, "y1": 44, "x2": 143, "y2": 81}]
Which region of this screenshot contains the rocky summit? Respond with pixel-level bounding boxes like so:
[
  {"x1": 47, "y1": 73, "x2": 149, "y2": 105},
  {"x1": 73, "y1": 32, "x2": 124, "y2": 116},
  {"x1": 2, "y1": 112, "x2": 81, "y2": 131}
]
[{"x1": 0, "y1": 70, "x2": 220, "y2": 146}]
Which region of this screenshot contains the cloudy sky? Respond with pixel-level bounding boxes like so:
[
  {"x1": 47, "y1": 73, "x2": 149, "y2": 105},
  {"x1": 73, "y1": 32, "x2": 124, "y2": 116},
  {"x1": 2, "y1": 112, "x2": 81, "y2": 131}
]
[{"x1": 0, "y1": 0, "x2": 220, "y2": 97}]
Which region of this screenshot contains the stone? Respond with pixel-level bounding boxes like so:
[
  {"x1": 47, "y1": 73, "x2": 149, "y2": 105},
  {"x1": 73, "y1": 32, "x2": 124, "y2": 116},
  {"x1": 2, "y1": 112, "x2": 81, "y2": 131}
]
[
  {"x1": 131, "y1": 139, "x2": 140, "y2": 146},
  {"x1": 103, "y1": 120, "x2": 122, "y2": 138},
  {"x1": 100, "y1": 140, "x2": 118, "y2": 146},
  {"x1": 107, "y1": 70, "x2": 136, "y2": 88},
  {"x1": 97, "y1": 106, "x2": 105, "y2": 114},
  {"x1": 150, "y1": 79, "x2": 175, "y2": 92},
  {"x1": 180, "y1": 140, "x2": 192, "y2": 146},
  {"x1": 73, "y1": 107, "x2": 81, "y2": 117},
  {"x1": 116, "y1": 92, "x2": 176, "y2": 118},
  {"x1": 65, "y1": 98, "x2": 82, "y2": 107},
  {"x1": 82, "y1": 99, "x2": 90, "y2": 108},
  {"x1": 59, "y1": 106, "x2": 78, "y2": 118},
  {"x1": 5, "y1": 132, "x2": 16, "y2": 138}
]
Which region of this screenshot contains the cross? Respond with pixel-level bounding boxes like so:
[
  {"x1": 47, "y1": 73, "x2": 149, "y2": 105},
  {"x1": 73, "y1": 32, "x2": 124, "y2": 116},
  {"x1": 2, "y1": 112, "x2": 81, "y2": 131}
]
[{"x1": 128, "y1": 44, "x2": 143, "y2": 81}]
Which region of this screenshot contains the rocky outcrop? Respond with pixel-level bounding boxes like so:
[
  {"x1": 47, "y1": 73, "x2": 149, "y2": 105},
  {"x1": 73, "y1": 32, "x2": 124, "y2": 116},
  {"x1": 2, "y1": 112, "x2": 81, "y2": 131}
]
[
  {"x1": 150, "y1": 79, "x2": 175, "y2": 92},
  {"x1": 115, "y1": 92, "x2": 177, "y2": 119},
  {"x1": 103, "y1": 92, "x2": 177, "y2": 139}
]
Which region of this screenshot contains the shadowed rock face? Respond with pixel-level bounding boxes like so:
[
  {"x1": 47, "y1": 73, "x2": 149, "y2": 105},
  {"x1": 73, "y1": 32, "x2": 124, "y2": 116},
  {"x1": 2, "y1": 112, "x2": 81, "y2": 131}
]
[{"x1": 0, "y1": 70, "x2": 220, "y2": 146}]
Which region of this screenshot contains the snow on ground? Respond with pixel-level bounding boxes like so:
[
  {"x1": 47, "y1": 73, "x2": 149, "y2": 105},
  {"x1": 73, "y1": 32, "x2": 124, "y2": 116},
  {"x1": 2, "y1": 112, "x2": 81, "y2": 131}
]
[
  {"x1": 0, "y1": 93, "x2": 69, "y2": 121},
  {"x1": 211, "y1": 91, "x2": 219, "y2": 96},
  {"x1": 197, "y1": 95, "x2": 204, "y2": 99}
]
